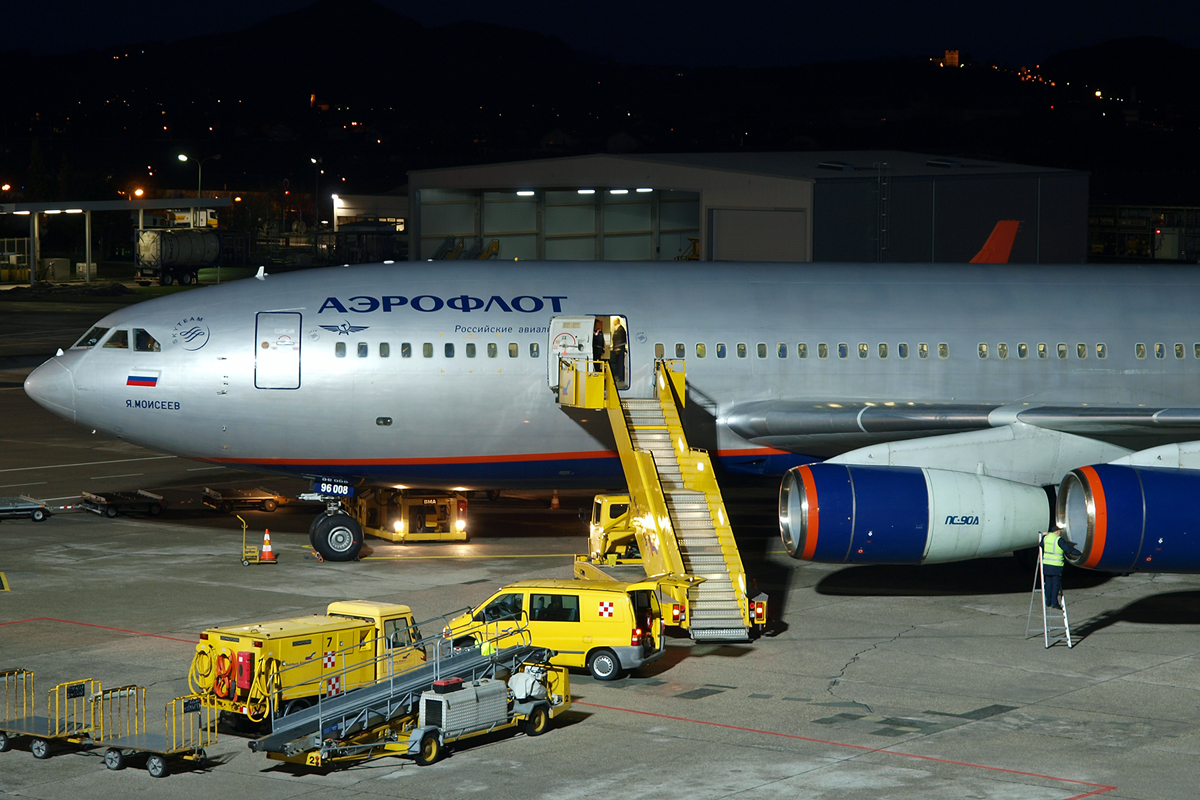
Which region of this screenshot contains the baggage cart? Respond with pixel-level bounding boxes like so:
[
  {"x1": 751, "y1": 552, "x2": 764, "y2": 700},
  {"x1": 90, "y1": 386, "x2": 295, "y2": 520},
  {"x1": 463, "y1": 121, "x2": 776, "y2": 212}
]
[
  {"x1": 80, "y1": 490, "x2": 166, "y2": 518},
  {"x1": 92, "y1": 687, "x2": 214, "y2": 778},
  {"x1": 0, "y1": 670, "x2": 98, "y2": 759}
]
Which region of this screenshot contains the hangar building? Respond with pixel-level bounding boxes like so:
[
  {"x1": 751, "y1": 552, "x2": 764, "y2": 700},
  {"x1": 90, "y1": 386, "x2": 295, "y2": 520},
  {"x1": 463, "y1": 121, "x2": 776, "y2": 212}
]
[{"x1": 407, "y1": 151, "x2": 1087, "y2": 263}]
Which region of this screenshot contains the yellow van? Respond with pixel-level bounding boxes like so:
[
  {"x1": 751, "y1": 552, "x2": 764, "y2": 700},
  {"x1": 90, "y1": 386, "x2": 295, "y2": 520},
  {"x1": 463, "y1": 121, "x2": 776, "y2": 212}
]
[{"x1": 445, "y1": 579, "x2": 667, "y2": 681}]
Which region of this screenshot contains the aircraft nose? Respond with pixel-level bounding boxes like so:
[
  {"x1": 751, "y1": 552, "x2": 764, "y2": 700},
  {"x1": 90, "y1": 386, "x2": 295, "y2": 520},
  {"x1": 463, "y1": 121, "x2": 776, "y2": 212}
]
[{"x1": 24, "y1": 357, "x2": 76, "y2": 422}]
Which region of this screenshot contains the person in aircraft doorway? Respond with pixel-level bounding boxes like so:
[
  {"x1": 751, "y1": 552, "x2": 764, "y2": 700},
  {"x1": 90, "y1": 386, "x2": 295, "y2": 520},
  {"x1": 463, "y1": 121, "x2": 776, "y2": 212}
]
[
  {"x1": 610, "y1": 318, "x2": 627, "y2": 384},
  {"x1": 593, "y1": 318, "x2": 607, "y2": 367},
  {"x1": 1041, "y1": 528, "x2": 1081, "y2": 609}
]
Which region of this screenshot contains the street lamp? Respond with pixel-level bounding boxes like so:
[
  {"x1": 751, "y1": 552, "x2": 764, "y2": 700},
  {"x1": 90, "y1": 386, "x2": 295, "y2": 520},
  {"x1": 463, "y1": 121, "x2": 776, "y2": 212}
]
[
  {"x1": 178, "y1": 153, "x2": 221, "y2": 198},
  {"x1": 310, "y1": 157, "x2": 322, "y2": 230}
]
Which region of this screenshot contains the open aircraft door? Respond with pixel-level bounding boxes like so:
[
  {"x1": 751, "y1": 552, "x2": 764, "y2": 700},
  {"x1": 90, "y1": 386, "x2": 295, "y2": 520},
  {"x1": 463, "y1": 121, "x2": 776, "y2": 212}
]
[
  {"x1": 255, "y1": 312, "x2": 302, "y2": 389},
  {"x1": 548, "y1": 316, "x2": 593, "y2": 390}
]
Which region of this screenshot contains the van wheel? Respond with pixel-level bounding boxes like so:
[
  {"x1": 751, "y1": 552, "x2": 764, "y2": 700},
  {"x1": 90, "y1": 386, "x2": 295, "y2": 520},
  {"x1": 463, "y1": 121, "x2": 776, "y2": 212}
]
[
  {"x1": 587, "y1": 648, "x2": 621, "y2": 681},
  {"x1": 415, "y1": 732, "x2": 441, "y2": 765},
  {"x1": 312, "y1": 513, "x2": 363, "y2": 562},
  {"x1": 524, "y1": 705, "x2": 549, "y2": 736}
]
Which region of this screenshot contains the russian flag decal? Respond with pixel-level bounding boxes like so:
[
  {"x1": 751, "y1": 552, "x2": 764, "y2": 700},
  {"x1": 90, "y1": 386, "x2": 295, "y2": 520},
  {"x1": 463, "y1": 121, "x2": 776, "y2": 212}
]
[{"x1": 127, "y1": 371, "x2": 161, "y2": 387}]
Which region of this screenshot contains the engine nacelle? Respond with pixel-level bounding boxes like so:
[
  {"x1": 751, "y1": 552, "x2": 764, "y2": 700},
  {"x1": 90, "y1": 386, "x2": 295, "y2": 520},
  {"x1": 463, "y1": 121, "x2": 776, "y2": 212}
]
[
  {"x1": 1058, "y1": 465, "x2": 1200, "y2": 573},
  {"x1": 779, "y1": 464, "x2": 1051, "y2": 564}
]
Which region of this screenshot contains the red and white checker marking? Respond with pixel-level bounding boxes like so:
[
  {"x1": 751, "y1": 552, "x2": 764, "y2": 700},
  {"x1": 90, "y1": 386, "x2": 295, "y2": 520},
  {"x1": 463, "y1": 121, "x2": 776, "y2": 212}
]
[
  {"x1": 325, "y1": 676, "x2": 341, "y2": 697},
  {"x1": 323, "y1": 651, "x2": 336, "y2": 669},
  {"x1": 598, "y1": 601, "x2": 614, "y2": 617}
]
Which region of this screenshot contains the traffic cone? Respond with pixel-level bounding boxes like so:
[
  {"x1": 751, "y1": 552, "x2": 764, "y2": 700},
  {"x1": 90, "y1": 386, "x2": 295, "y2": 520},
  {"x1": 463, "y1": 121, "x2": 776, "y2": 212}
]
[
  {"x1": 550, "y1": 490, "x2": 560, "y2": 509},
  {"x1": 260, "y1": 529, "x2": 277, "y2": 562}
]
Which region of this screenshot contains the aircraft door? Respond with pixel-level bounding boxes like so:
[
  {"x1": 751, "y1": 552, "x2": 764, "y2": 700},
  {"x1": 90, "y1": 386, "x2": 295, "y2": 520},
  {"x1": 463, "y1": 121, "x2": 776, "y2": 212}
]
[
  {"x1": 255, "y1": 312, "x2": 302, "y2": 389},
  {"x1": 548, "y1": 316, "x2": 593, "y2": 389}
]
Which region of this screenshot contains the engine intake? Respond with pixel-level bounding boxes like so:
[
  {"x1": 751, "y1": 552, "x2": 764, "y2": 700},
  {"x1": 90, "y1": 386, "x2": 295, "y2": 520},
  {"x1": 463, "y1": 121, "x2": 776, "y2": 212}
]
[{"x1": 779, "y1": 464, "x2": 1051, "y2": 564}]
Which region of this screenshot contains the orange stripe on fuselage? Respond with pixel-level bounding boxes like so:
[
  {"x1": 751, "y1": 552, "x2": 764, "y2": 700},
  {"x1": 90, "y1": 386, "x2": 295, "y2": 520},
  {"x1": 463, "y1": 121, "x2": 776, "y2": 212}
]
[
  {"x1": 1079, "y1": 466, "x2": 1108, "y2": 568},
  {"x1": 799, "y1": 465, "x2": 819, "y2": 560}
]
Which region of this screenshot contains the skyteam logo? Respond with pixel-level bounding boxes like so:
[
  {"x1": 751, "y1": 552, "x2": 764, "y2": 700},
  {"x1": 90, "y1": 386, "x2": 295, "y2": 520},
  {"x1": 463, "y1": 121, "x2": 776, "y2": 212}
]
[
  {"x1": 318, "y1": 295, "x2": 568, "y2": 314},
  {"x1": 944, "y1": 515, "x2": 980, "y2": 525},
  {"x1": 170, "y1": 316, "x2": 210, "y2": 351}
]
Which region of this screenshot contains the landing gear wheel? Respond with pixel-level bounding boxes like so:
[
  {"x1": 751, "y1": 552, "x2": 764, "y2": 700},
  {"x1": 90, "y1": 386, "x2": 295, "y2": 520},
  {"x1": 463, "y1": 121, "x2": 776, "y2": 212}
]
[
  {"x1": 587, "y1": 648, "x2": 621, "y2": 681},
  {"x1": 414, "y1": 732, "x2": 441, "y2": 766},
  {"x1": 0, "y1": 730, "x2": 10, "y2": 752},
  {"x1": 524, "y1": 705, "x2": 549, "y2": 736},
  {"x1": 147, "y1": 753, "x2": 168, "y2": 778},
  {"x1": 219, "y1": 501, "x2": 233, "y2": 514},
  {"x1": 30, "y1": 738, "x2": 50, "y2": 759},
  {"x1": 104, "y1": 505, "x2": 118, "y2": 518},
  {"x1": 262, "y1": 499, "x2": 278, "y2": 512},
  {"x1": 104, "y1": 747, "x2": 124, "y2": 770},
  {"x1": 311, "y1": 513, "x2": 363, "y2": 562},
  {"x1": 31, "y1": 508, "x2": 46, "y2": 522}
]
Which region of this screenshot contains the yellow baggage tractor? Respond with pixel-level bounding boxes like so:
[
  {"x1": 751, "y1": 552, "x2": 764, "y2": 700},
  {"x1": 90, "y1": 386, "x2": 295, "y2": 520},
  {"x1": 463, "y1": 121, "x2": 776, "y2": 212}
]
[
  {"x1": 0, "y1": 670, "x2": 97, "y2": 759},
  {"x1": 92, "y1": 686, "x2": 215, "y2": 778}
]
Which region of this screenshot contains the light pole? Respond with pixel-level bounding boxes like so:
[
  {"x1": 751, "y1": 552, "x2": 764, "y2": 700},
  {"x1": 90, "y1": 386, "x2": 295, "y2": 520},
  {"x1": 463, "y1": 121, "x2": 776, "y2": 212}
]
[
  {"x1": 177, "y1": 153, "x2": 221, "y2": 198},
  {"x1": 310, "y1": 157, "x2": 322, "y2": 230}
]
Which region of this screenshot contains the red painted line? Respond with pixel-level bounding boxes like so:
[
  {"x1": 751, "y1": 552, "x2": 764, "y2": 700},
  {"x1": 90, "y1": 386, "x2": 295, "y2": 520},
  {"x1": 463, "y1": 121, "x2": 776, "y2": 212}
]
[
  {"x1": 575, "y1": 701, "x2": 1117, "y2": 798},
  {"x1": 0, "y1": 617, "x2": 195, "y2": 644}
]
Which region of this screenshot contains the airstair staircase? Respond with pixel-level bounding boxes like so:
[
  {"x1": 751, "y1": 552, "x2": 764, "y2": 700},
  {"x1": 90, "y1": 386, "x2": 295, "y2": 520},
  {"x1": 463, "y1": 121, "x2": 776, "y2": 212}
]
[{"x1": 558, "y1": 358, "x2": 754, "y2": 642}]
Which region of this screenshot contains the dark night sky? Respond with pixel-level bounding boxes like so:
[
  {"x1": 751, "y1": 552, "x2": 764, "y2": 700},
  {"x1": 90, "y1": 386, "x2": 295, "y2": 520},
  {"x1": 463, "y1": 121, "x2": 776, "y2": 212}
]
[{"x1": 9, "y1": 0, "x2": 1200, "y2": 66}]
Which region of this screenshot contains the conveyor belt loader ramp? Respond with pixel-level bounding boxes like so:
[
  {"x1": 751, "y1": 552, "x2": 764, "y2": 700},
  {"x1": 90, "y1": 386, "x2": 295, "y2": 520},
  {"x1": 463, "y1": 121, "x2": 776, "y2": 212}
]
[{"x1": 558, "y1": 358, "x2": 755, "y2": 641}]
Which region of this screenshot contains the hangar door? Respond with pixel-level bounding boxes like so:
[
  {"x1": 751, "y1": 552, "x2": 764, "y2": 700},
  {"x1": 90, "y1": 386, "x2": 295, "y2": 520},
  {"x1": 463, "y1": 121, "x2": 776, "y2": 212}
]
[{"x1": 710, "y1": 208, "x2": 808, "y2": 262}]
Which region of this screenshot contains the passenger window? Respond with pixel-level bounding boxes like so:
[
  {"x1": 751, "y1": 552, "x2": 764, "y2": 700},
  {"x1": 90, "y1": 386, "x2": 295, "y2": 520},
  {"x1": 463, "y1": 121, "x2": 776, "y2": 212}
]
[
  {"x1": 858, "y1": 343, "x2": 868, "y2": 359},
  {"x1": 423, "y1": 343, "x2": 433, "y2": 358},
  {"x1": 103, "y1": 329, "x2": 129, "y2": 349},
  {"x1": 1018, "y1": 343, "x2": 1028, "y2": 359},
  {"x1": 938, "y1": 343, "x2": 949, "y2": 358},
  {"x1": 508, "y1": 343, "x2": 518, "y2": 358},
  {"x1": 757, "y1": 343, "x2": 767, "y2": 358},
  {"x1": 358, "y1": 342, "x2": 368, "y2": 358},
  {"x1": 998, "y1": 343, "x2": 1008, "y2": 359},
  {"x1": 737, "y1": 343, "x2": 747, "y2": 358},
  {"x1": 818, "y1": 343, "x2": 828, "y2": 359},
  {"x1": 838, "y1": 343, "x2": 848, "y2": 358},
  {"x1": 898, "y1": 343, "x2": 908, "y2": 359},
  {"x1": 1156, "y1": 343, "x2": 1165, "y2": 359},
  {"x1": 1096, "y1": 343, "x2": 1106, "y2": 359},
  {"x1": 1136, "y1": 343, "x2": 1146, "y2": 359},
  {"x1": 75, "y1": 326, "x2": 109, "y2": 348},
  {"x1": 335, "y1": 342, "x2": 346, "y2": 358},
  {"x1": 530, "y1": 343, "x2": 539, "y2": 358},
  {"x1": 978, "y1": 343, "x2": 988, "y2": 359},
  {"x1": 379, "y1": 343, "x2": 390, "y2": 357},
  {"x1": 530, "y1": 593, "x2": 579, "y2": 622},
  {"x1": 1038, "y1": 343, "x2": 1047, "y2": 359},
  {"x1": 798, "y1": 343, "x2": 808, "y2": 358},
  {"x1": 445, "y1": 343, "x2": 454, "y2": 358},
  {"x1": 655, "y1": 343, "x2": 665, "y2": 358},
  {"x1": 675, "y1": 343, "x2": 685, "y2": 358},
  {"x1": 476, "y1": 592, "x2": 524, "y2": 623},
  {"x1": 133, "y1": 329, "x2": 160, "y2": 352},
  {"x1": 1195, "y1": 344, "x2": 1200, "y2": 359},
  {"x1": 487, "y1": 343, "x2": 497, "y2": 358},
  {"x1": 777, "y1": 343, "x2": 787, "y2": 358},
  {"x1": 1077, "y1": 343, "x2": 1086, "y2": 359},
  {"x1": 401, "y1": 343, "x2": 412, "y2": 358},
  {"x1": 1057, "y1": 343, "x2": 1067, "y2": 359},
  {"x1": 466, "y1": 343, "x2": 476, "y2": 358},
  {"x1": 716, "y1": 343, "x2": 726, "y2": 358},
  {"x1": 1176, "y1": 343, "x2": 1185, "y2": 359},
  {"x1": 918, "y1": 343, "x2": 928, "y2": 359},
  {"x1": 878, "y1": 343, "x2": 888, "y2": 359},
  {"x1": 696, "y1": 343, "x2": 706, "y2": 358}
]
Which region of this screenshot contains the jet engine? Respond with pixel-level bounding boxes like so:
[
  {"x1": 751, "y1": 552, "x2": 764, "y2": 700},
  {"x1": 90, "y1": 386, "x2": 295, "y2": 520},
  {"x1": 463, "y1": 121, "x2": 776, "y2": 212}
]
[
  {"x1": 779, "y1": 464, "x2": 1051, "y2": 564},
  {"x1": 1058, "y1": 465, "x2": 1200, "y2": 573}
]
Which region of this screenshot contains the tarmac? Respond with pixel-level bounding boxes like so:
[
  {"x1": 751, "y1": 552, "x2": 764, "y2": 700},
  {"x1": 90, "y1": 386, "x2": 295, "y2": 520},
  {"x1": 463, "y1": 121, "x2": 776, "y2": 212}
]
[{"x1": 2, "y1": 291, "x2": 1200, "y2": 799}]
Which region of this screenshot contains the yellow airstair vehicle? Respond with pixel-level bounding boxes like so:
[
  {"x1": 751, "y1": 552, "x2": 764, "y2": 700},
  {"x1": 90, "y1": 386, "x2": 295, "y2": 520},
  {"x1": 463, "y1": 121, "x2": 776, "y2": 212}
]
[{"x1": 557, "y1": 356, "x2": 764, "y2": 642}]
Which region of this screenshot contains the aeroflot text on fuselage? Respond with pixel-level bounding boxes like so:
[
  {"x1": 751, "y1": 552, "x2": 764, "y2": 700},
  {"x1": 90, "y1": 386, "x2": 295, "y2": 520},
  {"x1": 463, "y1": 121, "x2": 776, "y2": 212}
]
[{"x1": 317, "y1": 295, "x2": 569, "y2": 314}]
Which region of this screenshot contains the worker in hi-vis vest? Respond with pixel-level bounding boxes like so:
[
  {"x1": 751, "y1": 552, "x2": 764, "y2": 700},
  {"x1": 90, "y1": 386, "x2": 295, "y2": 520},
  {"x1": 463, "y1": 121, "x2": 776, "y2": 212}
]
[{"x1": 1041, "y1": 529, "x2": 1082, "y2": 609}]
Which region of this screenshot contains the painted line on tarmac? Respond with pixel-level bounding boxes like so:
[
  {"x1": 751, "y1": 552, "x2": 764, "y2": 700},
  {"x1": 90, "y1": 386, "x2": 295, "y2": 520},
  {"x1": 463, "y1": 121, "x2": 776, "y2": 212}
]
[
  {"x1": 575, "y1": 701, "x2": 1117, "y2": 800},
  {"x1": 0, "y1": 481, "x2": 46, "y2": 489},
  {"x1": 0, "y1": 573, "x2": 9, "y2": 591},
  {"x1": 362, "y1": 552, "x2": 577, "y2": 561},
  {"x1": 0, "y1": 455, "x2": 177, "y2": 474},
  {"x1": 0, "y1": 617, "x2": 195, "y2": 644}
]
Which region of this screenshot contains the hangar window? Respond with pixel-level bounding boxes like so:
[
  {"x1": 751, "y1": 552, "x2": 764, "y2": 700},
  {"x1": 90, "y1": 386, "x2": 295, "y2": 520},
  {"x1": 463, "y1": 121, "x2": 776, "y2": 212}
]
[
  {"x1": 401, "y1": 343, "x2": 412, "y2": 358},
  {"x1": 134, "y1": 329, "x2": 160, "y2": 352},
  {"x1": 998, "y1": 343, "x2": 1008, "y2": 359},
  {"x1": 379, "y1": 343, "x2": 390, "y2": 358},
  {"x1": 778, "y1": 343, "x2": 787, "y2": 359},
  {"x1": 716, "y1": 343, "x2": 727, "y2": 358},
  {"x1": 675, "y1": 343, "x2": 685, "y2": 358},
  {"x1": 466, "y1": 343, "x2": 476, "y2": 358},
  {"x1": 757, "y1": 343, "x2": 767, "y2": 358},
  {"x1": 878, "y1": 343, "x2": 888, "y2": 359},
  {"x1": 696, "y1": 343, "x2": 706, "y2": 358},
  {"x1": 487, "y1": 343, "x2": 497, "y2": 358},
  {"x1": 445, "y1": 343, "x2": 454, "y2": 358},
  {"x1": 423, "y1": 343, "x2": 433, "y2": 358},
  {"x1": 1136, "y1": 343, "x2": 1146, "y2": 359},
  {"x1": 1076, "y1": 343, "x2": 1086, "y2": 359},
  {"x1": 978, "y1": 343, "x2": 988, "y2": 359},
  {"x1": 358, "y1": 342, "x2": 368, "y2": 358},
  {"x1": 858, "y1": 343, "x2": 868, "y2": 359},
  {"x1": 655, "y1": 343, "x2": 665, "y2": 358},
  {"x1": 103, "y1": 329, "x2": 129, "y2": 349},
  {"x1": 1096, "y1": 343, "x2": 1106, "y2": 359},
  {"x1": 798, "y1": 343, "x2": 808, "y2": 358},
  {"x1": 335, "y1": 342, "x2": 346, "y2": 358},
  {"x1": 1176, "y1": 343, "x2": 1185, "y2": 359},
  {"x1": 75, "y1": 326, "x2": 109, "y2": 348},
  {"x1": 1156, "y1": 343, "x2": 1165, "y2": 359},
  {"x1": 1057, "y1": 343, "x2": 1068, "y2": 359},
  {"x1": 1018, "y1": 343, "x2": 1028, "y2": 359},
  {"x1": 1038, "y1": 343, "x2": 1047, "y2": 359},
  {"x1": 737, "y1": 343, "x2": 747, "y2": 358},
  {"x1": 530, "y1": 343, "x2": 540, "y2": 358},
  {"x1": 898, "y1": 343, "x2": 908, "y2": 359},
  {"x1": 918, "y1": 343, "x2": 928, "y2": 359},
  {"x1": 509, "y1": 343, "x2": 519, "y2": 358},
  {"x1": 838, "y1": 343, "x2": 848, "y2": 358},
  {"x1": 938, "y1": 343, "x2": 949, "y2": 358},
  {"x1": 818, "y1": 343, "x2": 828, "y2": 359}
]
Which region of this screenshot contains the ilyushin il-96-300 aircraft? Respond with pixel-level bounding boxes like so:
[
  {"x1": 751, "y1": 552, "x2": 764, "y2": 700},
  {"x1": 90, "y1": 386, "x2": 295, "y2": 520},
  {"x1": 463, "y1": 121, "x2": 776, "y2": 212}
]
[{"x1": 23, "y1": 258, "x2": 1200, "y2": 572}]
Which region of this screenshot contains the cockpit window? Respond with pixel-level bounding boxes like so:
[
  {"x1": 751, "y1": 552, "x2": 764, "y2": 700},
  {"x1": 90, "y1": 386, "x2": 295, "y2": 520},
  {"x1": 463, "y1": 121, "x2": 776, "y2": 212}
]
[
  {"x1": 134, "y1": 329, "x2": 160, "y2": 352},
  {"x1": 74, "y1": 326, "x2": 109, "y2": 348},
  {"x1": 102, "y1": 329, "x2": 129, "y2": 349}
]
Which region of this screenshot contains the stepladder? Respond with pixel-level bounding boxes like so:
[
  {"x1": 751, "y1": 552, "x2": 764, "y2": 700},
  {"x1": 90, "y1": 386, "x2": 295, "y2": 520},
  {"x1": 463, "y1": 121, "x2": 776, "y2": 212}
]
[{"x1": 1026, "y1": 549, "x2": 1073, "y2": 648}]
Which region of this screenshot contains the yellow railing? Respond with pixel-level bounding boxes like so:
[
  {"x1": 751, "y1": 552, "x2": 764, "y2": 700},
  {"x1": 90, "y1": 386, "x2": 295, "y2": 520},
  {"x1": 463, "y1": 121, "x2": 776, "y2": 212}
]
[
  {"x1": 1, "y1": 668, "x2": 34, "y2": 723},
  {"x1": 168, "y1": 694, "x2": 217, "y2": 752},
  {"x1": 49, "y1": 678, "x2": 99, "y2": 736},
  {"x1": 92, "y1": 685, "x2": 145, "y2": 742}
]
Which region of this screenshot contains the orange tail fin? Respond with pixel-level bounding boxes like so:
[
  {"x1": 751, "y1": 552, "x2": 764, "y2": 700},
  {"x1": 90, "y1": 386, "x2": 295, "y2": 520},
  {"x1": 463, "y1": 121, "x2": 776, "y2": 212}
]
[{"x1": 969, "y1": 220, "x2": 1020, "y2": 263}]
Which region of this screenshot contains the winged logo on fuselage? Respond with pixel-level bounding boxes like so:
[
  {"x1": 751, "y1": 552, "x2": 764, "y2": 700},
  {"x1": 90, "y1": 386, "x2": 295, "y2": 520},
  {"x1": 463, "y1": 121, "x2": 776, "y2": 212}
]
[{"x1": 319, "y1": 322, "x2": 370, "y2": 336}]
